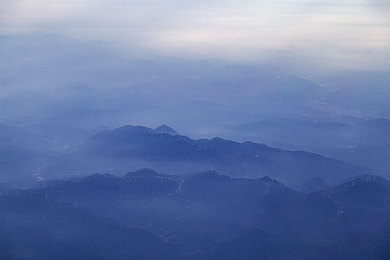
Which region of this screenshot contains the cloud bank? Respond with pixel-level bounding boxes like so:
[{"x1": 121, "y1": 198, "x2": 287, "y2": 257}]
[{"x1": 0, "y1": 0, "x2": 389, "y2": 71}]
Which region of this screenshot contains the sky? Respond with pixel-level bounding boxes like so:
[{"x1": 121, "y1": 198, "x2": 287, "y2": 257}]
[{"x1": 0, "y1": 0, "x2": 389, "y2": 71}]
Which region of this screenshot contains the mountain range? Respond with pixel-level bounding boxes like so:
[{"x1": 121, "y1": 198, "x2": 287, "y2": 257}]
[
  {"x1": 0, "y1": 168, "x2": 389, "y2": 259},
  {"x1": 72, "y1": 124, "x2": 373, "y2": 188},
  {"x1": 227, "y1": 117, "x2": 390, "y2": 173}
]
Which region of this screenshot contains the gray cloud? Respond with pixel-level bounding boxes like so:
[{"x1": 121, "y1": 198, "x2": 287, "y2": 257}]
[{"x1": 368, "y1": 0, "x2": 390, "y2": 8}]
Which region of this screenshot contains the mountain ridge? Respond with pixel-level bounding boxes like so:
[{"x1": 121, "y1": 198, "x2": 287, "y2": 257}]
[{"x1": 81, "y1": 124, "x2": 373, "y2": 187}]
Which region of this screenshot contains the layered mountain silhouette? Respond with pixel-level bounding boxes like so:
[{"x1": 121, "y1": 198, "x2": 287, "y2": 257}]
[
  {"x1": 0, "y1": 122, "x2": 375, "y2": 189},
  {"x1": 230, "y1": 117, "x2": 390, "y2": 173},
  {"x1": 0, "y1": 169, "x2": 389, "y2": 259},
  {"x1": 75, "y1": 125, "x2": 373, "y2": 187}
]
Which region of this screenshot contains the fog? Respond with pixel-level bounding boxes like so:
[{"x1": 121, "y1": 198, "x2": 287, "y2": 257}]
[
  {"x1": 1, "y1": 2, "x2": 390, "y2": 259},
  {"x1": 0, "y1": 35, "x2": 389, "y2": 183}
]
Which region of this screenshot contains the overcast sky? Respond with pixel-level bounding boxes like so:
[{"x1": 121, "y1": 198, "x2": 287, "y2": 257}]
[{"x1": 1, "y1": 0, "x2": 389, "y2": 71}]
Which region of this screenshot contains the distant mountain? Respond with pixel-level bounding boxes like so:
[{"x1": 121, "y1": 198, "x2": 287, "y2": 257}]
[
  {"x1": 228, "y1": 117, "x2": 390, "y2": 174},
  {"x1": 77, "y1": 124, "x2": 373, "y2": 187},
  {"x1": 0, "y1": 122, "x2": 105, "y2": 185},
  {"x1": 1, "y1": 170, "x2": 389, "y2": 259},
  {"x1": 154, "y1": 125, "x2": 178, "y2": 135}
]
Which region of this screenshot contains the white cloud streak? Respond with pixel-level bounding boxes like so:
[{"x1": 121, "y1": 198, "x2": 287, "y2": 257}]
[{"x1": 0, "y1": 0, "x2": 389, "y2": 70}]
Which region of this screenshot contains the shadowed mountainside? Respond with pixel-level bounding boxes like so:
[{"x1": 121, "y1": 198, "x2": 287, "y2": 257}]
[
  {"x1": 73, "y1": 125, "x2": 373, "y2": 187},
  {"x1": 0, "y1": 169, "x2": 389, "y2": 259}
]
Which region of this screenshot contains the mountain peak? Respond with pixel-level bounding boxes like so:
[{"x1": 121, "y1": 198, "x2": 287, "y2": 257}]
[
  {"x1": 259, "y1": 176, "x2": 273, "y2": 183},
  {"x1": 154, "y1": 124, "x2": 178, "y2": 135},
  {"x1": 333, "y1": 174, "x2": 390, "y2": 194},
  {"x1": 124, "y1": 168, "x2": 165, "y2": 178}
]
